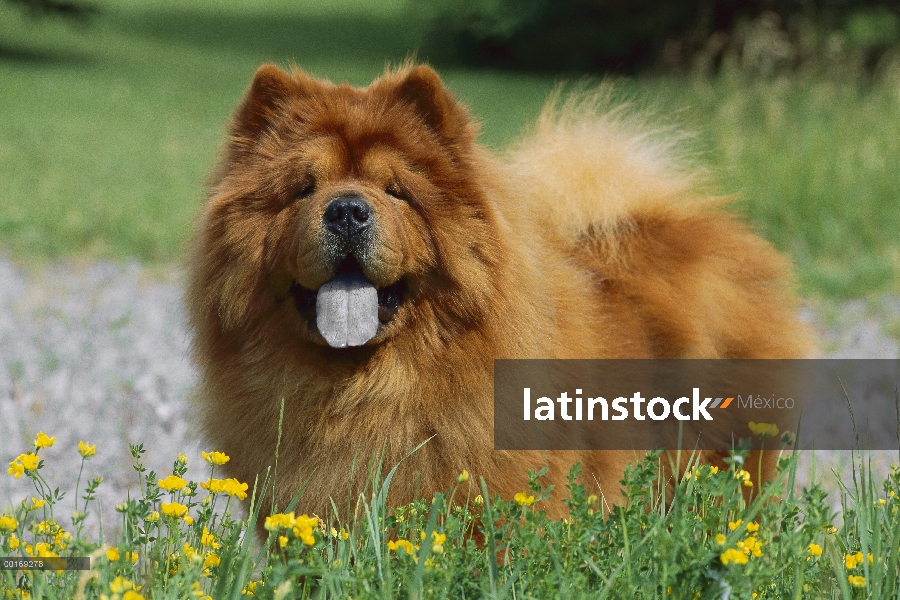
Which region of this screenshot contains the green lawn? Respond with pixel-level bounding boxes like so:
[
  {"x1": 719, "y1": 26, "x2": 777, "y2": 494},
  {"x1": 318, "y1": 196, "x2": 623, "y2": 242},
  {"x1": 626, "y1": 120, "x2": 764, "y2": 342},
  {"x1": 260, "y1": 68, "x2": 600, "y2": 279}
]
[{"x1": 0, "y1": 0, "x2": 897, "y2": 298}]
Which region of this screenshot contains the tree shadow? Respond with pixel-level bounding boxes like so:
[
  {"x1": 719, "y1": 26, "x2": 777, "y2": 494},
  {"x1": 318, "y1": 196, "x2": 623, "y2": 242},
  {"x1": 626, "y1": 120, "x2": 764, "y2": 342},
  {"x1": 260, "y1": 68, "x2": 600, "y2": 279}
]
[
  {"x1": 109, "y1": 7, "x2": 426, "y2": 70},
  {"x1": 0, "y1": 41, "x2": 93, "y2": 65}
]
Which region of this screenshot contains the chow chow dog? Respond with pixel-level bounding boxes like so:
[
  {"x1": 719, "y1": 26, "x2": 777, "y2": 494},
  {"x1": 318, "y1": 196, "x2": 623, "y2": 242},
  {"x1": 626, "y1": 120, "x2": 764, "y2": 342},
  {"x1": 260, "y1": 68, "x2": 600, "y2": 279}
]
[{"x1": 186, "y1": 62, "x2": 809, "y2": 530}]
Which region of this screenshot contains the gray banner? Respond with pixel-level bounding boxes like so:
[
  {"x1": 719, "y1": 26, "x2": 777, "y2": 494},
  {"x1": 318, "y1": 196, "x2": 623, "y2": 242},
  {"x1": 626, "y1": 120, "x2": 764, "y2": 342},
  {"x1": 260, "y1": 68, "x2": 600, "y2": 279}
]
[{"x1": 493, "y1": 360, "x2": 900, "y2": 450}]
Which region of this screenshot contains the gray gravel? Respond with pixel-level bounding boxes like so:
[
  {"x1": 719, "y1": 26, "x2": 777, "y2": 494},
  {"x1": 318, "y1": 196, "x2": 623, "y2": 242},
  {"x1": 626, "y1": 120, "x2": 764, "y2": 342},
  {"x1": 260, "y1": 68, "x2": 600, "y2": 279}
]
[{"x1": 1, "y1": 258, "x2": 898, "y2": 531}]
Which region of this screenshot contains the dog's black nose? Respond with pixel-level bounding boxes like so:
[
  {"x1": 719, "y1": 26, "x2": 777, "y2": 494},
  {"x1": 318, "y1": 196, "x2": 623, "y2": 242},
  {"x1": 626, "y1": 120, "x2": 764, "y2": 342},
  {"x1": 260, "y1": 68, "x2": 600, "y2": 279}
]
[{"x1": 323, "y1": 196, "x2": 372, "y2": 240}]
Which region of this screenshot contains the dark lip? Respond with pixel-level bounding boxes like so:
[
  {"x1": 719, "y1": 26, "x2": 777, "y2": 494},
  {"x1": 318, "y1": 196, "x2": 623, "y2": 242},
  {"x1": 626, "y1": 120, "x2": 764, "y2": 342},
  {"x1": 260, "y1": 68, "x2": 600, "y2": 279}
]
[{"x1": 289, "y1": 258, "x2": 406, "y2": 327}]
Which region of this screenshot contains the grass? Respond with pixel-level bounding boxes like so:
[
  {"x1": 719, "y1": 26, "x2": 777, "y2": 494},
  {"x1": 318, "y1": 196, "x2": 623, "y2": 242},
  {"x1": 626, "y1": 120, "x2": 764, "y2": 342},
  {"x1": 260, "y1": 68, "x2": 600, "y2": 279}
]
[
  {"x1": 0, "y1": 1, "x2": 898, "y2": 298},
  {"x1": 3, "y1": 431, "x2": 900, "y2": 598}
]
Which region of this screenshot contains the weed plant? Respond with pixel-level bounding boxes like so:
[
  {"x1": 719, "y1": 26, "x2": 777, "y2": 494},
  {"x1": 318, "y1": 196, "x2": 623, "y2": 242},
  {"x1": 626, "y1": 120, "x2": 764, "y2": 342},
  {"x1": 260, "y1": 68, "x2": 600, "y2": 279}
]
[{"x1": 3, "y1": 428, "x2": 900, "y2": 598}]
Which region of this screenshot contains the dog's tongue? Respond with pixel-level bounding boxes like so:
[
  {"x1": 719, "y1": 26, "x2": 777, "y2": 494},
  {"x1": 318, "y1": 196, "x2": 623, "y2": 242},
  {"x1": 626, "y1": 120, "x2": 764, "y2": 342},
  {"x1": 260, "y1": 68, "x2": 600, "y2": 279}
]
[{"x1": 316, "y1": 272, "x2": 379, "y2": 348}]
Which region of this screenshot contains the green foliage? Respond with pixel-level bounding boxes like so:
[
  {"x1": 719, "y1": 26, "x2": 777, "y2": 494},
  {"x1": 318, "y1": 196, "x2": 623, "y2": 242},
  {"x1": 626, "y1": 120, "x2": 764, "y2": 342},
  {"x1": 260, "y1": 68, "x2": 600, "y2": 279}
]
[
  {"x1": 4, "y1": 430, "x2": 900, "y2": 598},
  {"x1": 636, "y1": 73, "x2": 900, "y2": 298},
  {"x1": 0, "y1": 0, "x2": 897, "y2": 298},
  {"x1": 422, "y1": 0, "x2": 900, "y2": 74}
]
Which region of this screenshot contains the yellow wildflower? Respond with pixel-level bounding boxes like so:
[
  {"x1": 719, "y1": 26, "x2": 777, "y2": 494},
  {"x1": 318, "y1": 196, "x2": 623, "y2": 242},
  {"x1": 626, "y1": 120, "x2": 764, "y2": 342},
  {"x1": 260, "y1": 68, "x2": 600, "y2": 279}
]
[
  {"x1": 201, "y1": 478, "x2": 225, "y2": 493},
  {"x1": 202, "y1": 451, "x2": 230, "y2": 466},
  {"x1": 743, "y1": 536, "x2": 763, "y2": 557},
  {"x1": 105, "y1": 547, "x2": 137, "y2": 563},
  {"x1": 278, "y1": 535, "x2": 288, "y2": 547},
  {"x1": 34, "y1": 432, "x2": 56, "y2": 449},
  {"x1": 191, "y1": 581, "x2": 211, "y2": 600},
  {"x1": 158, "y1": 475, "x2": 188, "y2": 491},
  {"x1": 514, "y1": 492, "x2": 535, "y2": 506},
  {"x1": 183, "y1": 515, "x2": 194, "y2": 525},
  {"x1": 223, "y1": 478, "x2": 248, "y2": 500},
  {"x1": 746, "y1": 521, "x2": 759, "y2": 533},
  {"x1": 77, "y1": 441, "x2": 96, "y2": 458},
  {"x1": 161, "y1": 502, "x2": 188, "y2": 518},
  {"x1": 242, "y1": 580, "x2": 261, "y2": 595},
  {"x1": 203, "y1": 553, "x2": 220, "y2": 568},
  {"x1": 145, "y1": 511, "x2": 160, "y2": 523},
  {"x1": 735, "y1": 470, "x2": 752, "y2": 487},
  {"x1": 845, "y1": 552, "x2": 864, "y2": 569},
  {"x1": 7, "y1": 460, "x2": 24, "y2": 479},
  {"x1": 109, "y1": 576, "x2": 141, "y2": 594},
  {"x1": 183, "y1": 542, "x2": 201, "y2": 561},
  {"x1": 848, "y1": 575, "x2": 866, "y2": 588},
  {"x1": 8, "y1": 533, "x2": 20, "y2": 549},
  {"x1": 431, "y1": 531, "x2": 446, "y2": 554},
  {"x1": 474, "y1": 495, "x2": 484, "y2": 506},
  {"x1": 14, "y1": 453, "x2": 41, "y2": 473},
  {"x1": 388, "y1": 539, "x2": 416, "y2": 555},
  {"x1": 202, "y1": 477, "x2": 248, "y2": 500},
  {"x1": 728, "y1": 520, "x2": 743, "y2": 531},
  {"x1": 264, "y1": 512, "x2": 296, "y2": 531},
  {"x1": 54, "y1": 530, "x2": 71, "y2": 550},
  {"x1": 33, "y1": 542, "x2": 55, "y2": 557},
  {"x1": 293, "y1": 514, "x2": 318, "y2": 546},
  {"x1": 808, "y1": 543, "x2": 823, "y2": 557},
  {"x1": 0, "y1": 516, "x2": 17, "y2": 532},
  {"x1": 715, "y1": 534, "x2": 726, "y2": 545},
  {"x1": 201, "y1": 526, "x2": 221, "y2": 549},
  {"x1": 28, "y1": 497, "x2": 45, "y2": 510},
  {"x1": 720, "y1": 548, "x2": 749, "y2": 565},
  {"x1": 709, "y1": 465, "x2": 719, "y2": 475},
  {"x1": 457, "y1": 470, "x2": 469, "y2": 483},
  {"x1": 748, "y1": 422, "x2": 779, "y2": 437}
]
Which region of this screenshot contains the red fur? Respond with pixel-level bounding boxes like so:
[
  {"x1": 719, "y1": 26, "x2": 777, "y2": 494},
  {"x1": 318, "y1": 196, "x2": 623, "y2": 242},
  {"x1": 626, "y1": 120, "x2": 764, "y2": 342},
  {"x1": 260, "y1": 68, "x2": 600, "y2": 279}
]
[{"x1": 186, "y1": 63, "x2": 811, "y2": 531}]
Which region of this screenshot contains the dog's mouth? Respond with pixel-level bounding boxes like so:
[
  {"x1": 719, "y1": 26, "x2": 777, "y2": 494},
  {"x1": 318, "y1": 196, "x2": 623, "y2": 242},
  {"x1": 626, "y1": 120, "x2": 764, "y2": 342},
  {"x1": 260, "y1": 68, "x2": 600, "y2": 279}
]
[{"x1": 289, "y1": 258, "x2": 406, "y2": 348}]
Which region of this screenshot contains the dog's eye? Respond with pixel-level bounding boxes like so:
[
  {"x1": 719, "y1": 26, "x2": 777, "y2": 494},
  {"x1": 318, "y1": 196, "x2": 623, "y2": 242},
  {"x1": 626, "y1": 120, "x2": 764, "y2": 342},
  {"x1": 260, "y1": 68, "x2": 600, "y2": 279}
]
[
  {"x1": 386, "y1": 185, "x2": 409, "y2": 202},
  {"x1": 296, "y1": 180, "x2": 316, "y2": 200}
]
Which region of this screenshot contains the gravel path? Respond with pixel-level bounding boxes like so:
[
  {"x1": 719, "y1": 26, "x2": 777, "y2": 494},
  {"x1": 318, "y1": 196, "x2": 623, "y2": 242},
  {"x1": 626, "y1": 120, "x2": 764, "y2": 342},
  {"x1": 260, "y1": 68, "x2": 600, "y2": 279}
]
[{"x1": 1, "y1": 258, "x2": 897, "y2": 530}]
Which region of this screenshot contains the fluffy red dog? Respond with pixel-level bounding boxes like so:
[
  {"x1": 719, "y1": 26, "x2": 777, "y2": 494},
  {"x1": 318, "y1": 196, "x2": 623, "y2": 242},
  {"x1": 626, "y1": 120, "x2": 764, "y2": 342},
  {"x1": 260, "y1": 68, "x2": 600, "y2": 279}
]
[{"x1": 186, "y1": 63, "x2": 809, "y2": 529}]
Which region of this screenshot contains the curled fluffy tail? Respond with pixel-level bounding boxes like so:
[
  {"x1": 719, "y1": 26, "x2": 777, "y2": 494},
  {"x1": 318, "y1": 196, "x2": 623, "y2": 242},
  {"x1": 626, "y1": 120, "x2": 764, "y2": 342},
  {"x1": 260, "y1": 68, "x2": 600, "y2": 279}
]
[{"x1": 504, "y1": 85, "x2": 812, "y2": 358}]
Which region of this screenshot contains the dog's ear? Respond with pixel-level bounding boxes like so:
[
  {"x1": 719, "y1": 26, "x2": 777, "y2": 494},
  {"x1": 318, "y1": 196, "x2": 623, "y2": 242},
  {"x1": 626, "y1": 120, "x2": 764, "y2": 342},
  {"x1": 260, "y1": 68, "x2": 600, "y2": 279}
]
[
  {"x1": 231, "y1": 64, "x2": 304, "y2": 142},
  {"x1": 392, "y1": 65, "x2": 472, "y2": 143}
]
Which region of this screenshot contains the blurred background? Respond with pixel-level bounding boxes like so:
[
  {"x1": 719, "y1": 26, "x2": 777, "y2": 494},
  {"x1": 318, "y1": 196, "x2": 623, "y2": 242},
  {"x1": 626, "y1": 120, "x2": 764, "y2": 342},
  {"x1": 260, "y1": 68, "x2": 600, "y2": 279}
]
[
  {"x1": 1, "y1": 0, "x2": 898, "y2": 521},
  {"x1": 2, "y1": 0, "x2": 899, "y2": 294}
]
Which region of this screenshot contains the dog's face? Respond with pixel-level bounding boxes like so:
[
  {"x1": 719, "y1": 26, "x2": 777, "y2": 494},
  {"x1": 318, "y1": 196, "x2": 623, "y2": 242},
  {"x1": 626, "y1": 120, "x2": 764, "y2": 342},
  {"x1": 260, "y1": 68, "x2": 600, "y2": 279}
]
[{"x1": 194, "y1": 65, "x2": 505, "y2": 351}]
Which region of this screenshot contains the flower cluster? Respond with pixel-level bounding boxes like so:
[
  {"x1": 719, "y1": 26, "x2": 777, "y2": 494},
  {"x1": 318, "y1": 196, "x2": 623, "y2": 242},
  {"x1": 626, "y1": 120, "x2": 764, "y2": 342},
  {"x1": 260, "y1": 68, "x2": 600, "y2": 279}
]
[
  {"x1": 719, "y1": 521, "x2": 764, "y2": 565},
  {"x1": 387, "y1": 531, "x2": 446, "y2": 566},
  {"x1": 200, "y1": 478, "x2": 249, "y2": 500},
  {"x1": 264, "y1": 512, "x2": 319, "y2": 546},
  {"x1": 7, "y1": 453, "x2": 39, "y2": 479},
  {"x1": 202, "y1": 451, "x2": 230, "y2": 466}
]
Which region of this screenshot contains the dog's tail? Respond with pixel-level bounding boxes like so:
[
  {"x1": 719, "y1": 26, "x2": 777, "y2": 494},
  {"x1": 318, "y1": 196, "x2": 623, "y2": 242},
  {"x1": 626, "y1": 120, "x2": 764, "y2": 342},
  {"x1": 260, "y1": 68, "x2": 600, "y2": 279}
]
[
  {"x1": 505, "y1": 84, "x2": 718, "y2": 261},
  {"x1": 504, "y1": 85, "x2": 813, "y2": 359}
]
